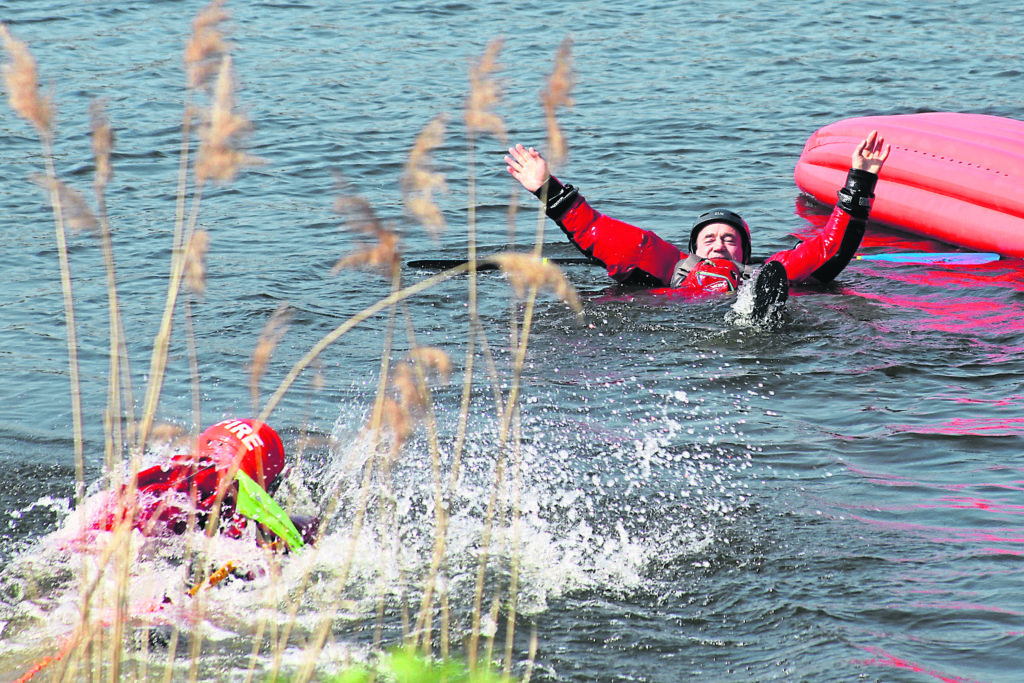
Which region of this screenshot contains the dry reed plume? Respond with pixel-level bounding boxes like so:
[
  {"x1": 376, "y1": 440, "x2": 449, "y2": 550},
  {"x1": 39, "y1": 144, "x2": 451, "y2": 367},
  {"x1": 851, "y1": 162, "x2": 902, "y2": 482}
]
[
  {"x1": 250, "y1": 302, "x2": 292, "y2": 412},
  {"x1": 392, "y1": 347, "x2": 452, "y2": 418},
  {"x1": 409, "y1": 346, "x2": 453, "y2": 383},
  {"x1": 491, "y1": 253, "x2": 583, "y2": 315},
  {"x1": 331, "y1": 191, "x2": 402, "y2": 275},
  {"x1": 195, "y1": 53, "x2": 259, "y2": 184},
  {"x1": 465, "y1": 38, "x2": 507, "y2": 143},
  {"x1": 541, "y1": 37, "x2": 575, "y2": 170},
  {"x1": 90, "y1": 99, "x2": 113, "y2": 191},
  {"x1": 0, "y1": 23, "x2": 53, "y2": 134},
  {"x1": 403, "y1": 115, "x2": 448, "y2": 239},
  {"x1": 184, "y1": 0, "x2": 231, "y2": 90},
  {"x1": 30, "y1": 175, "x2": 98, "y2": 233},
  {"x1": 148, "y1": 421, "x2": 190, "y2": 448},
  {"x1": 183, "y1": 228, "x2": 210, "y2": 295}
]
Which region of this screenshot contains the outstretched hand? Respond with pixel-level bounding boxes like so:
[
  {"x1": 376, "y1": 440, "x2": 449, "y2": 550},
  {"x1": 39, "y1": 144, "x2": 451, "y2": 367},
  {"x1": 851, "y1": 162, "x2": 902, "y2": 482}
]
[
  {"x1": 505, "y1": 143, "x2": 550, "y2": 193},
  {"x1": 852, "y1": 130, "x2": 891, "y2": 174}
]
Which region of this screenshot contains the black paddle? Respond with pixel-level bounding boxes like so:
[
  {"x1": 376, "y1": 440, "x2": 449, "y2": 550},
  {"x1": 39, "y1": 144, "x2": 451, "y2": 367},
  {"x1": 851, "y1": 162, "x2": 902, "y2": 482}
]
[
  {"x1": 407, "y1": 251, "x2": 1000, "y2": 271},
  {"x1": 406, "y1": 256, "x2": 595, "y2": 270}
]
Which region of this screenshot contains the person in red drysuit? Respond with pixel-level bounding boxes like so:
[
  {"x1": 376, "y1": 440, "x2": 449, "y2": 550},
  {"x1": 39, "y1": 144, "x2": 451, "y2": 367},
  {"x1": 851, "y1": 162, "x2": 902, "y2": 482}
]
[
  {"x1": 504, "y1": 131, "x2": 890, "y2": 311},
  {"x1": 97, "y1": 418, "x2": 316, "y2": 545}
]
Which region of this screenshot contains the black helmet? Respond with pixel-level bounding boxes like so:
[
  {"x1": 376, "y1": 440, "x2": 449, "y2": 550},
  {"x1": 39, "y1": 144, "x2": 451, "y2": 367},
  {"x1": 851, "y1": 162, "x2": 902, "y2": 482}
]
[{"x1": 689, "y1": 208, "x2": 751, "y2": 263}]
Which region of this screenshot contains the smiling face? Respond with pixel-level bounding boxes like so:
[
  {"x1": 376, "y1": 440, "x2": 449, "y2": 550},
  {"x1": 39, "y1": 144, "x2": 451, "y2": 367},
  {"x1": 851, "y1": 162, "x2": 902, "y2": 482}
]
[{"x1": 694, "y1": 222, "x2": 745, "y2": 261}]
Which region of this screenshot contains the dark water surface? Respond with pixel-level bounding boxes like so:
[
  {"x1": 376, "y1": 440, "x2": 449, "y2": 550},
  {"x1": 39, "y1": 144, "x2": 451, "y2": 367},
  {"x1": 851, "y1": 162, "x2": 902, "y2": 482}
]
[{"x1": 3, "y1": 1, "x2": 1024, "y2": 681}]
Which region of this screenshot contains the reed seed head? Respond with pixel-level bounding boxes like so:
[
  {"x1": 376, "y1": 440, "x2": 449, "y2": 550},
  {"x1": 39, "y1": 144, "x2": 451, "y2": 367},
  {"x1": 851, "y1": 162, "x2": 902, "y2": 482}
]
[
  {"x1": 491, "y1": 252, "x2": 583, "y2": 314},
  {"x1": 409, "y1": 346, "x2": 452, "y2": 384},
  {"x1": 402, "y1": 115, "x2": 448, "y2": 239},
  {"x1": 380, "y1": 396, "x2": 413, "y2": 452},
  {"x1": 387, "y1": 349, "x2": 450, "y2": 439},
  {"x1": 195, "y1": 54, "x2": 259, "y2": 184},
  {"x1": 250, "y1": 303, "x2": 292, "y2": 409},
  {"x1": 391, "y1": 361, "x2": 421, "y2": 413},
  {"x1": 148, "y1": 422, "x2": 189, "y2": 450},
  {"x1": 541, "y1": 37, "x2": 574, "y2": 169},
  {"x1": 465, "y1": 38, "x2": 507, "y2": 143},
  {"x1": 90, "y1": 99, "x2": 114, "y2": 192},
  {"x1": 0, "y1": 23, "x2": 54, "y2": 135},
  {"x1": 32, "y1": 174, "x2": 98, "y2": 233},
  {"x1": 331, "y1": 190, "x2": 401, "y2": 275},
  {"x1": 184, "y1": 0, "x2": 230, "y2": 90},
  {"x1": 331, "y1": 229, "x2": 400, "y2": 275},
  {"x1": 184, "y1": 229, "x2": 210, "y2": 295}
]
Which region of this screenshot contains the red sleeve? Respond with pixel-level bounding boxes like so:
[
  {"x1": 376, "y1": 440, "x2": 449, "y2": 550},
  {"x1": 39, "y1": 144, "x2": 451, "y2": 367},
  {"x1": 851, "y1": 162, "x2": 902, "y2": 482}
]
[
  {"x1": 557, "y1": 194, "x2": 684, "y2": 286},
  {"x1": 766, "y1": 204, "x2": 853, "y2": 283}
]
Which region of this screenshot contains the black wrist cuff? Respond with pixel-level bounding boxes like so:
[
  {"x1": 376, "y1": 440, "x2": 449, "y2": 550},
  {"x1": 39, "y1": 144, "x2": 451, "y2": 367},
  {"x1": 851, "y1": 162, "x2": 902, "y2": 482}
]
[
  {"x1": 534, "y1": 177, "x2": 579, "y2": 221},
  {"x1": 837, "y1": 168, "x2": 878, "y2": 217},
  {"x1": 845, "y1": 168, "x2": 878, "y2": 196}
]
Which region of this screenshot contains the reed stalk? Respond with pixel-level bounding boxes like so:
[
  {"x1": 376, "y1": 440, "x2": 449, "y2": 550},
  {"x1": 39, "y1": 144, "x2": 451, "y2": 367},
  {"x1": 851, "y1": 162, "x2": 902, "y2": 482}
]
[
  {"x1": 138, "y1": 0, "x2": 248, "y2": 449},
  {"x1": 3, "y1": 4, "x2": 582, "y2": 678},
  {"x1": 461, "y1": 41, "x2": 505, "y2": 672},
  {"x1": 402, "y1": 117, "x2": 460, "y2": 657},
  {"x1": 0, "y1": 24, "x2": 86, "y2": 509},
  {"x1": 455, "y1": 37, "x2": 507, "y2": 496},
  {"x1": 89, "y1": 99, "x2": 136, "y2": 481}
]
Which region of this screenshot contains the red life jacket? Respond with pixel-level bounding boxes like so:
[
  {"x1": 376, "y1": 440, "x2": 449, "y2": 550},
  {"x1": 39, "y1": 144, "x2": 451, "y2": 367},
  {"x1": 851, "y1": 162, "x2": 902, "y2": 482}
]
[
  {"x1": 644, "y1": 257, "x2": 746, "y2": 299},
  {"x1": 97, "y1": 419, "x2": 286, "y2": 536},
  {"x1": 676, "y1": 257, "x2": 744, "y2": 293}
]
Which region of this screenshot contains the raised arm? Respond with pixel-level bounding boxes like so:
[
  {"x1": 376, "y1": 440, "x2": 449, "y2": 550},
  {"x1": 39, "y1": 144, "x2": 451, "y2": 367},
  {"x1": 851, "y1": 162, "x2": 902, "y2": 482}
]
[
  {"x1": 503, "y1": 142, "x2": 684, "y2": 286},
  {"x1": 770, "y1": 130, "x2": 890, "y2": 284}
]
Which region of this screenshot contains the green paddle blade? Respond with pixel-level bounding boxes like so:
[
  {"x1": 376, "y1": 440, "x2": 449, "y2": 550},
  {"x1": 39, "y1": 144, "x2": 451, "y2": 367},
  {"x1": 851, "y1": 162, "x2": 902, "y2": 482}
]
[{"x1": 235, "y1": 471, "x2": 304, "y2": 550}]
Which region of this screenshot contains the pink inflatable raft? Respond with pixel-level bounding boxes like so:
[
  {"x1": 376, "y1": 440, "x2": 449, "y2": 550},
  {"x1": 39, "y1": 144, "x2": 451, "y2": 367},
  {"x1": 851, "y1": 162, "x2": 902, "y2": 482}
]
[{"x1": 794, "y1": 112, "x2": 1024, "y2": 258}]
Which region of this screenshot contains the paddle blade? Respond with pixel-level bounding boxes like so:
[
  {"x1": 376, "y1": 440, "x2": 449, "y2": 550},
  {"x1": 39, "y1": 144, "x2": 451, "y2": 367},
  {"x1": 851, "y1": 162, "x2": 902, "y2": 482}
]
[
  {"x1": 856, "y1": 252, "x2": 1000, "y2": 264},
  {"x1": 235, "y1": 471, "x2": 304, "y2": 550}
]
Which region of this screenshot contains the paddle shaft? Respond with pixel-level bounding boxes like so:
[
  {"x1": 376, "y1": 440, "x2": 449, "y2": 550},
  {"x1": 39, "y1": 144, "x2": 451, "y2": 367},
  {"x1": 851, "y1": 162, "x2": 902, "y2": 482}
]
[
  {"x1": 408, "y1": 252, "x2": 999, "y2": 270},
  {"x1": 407, "y1": 256, "x2": 595, "y2": 270}
]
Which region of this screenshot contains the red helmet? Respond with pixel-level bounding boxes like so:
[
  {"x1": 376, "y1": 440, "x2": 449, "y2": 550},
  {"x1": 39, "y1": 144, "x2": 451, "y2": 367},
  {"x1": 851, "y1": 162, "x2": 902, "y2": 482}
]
[{"x1": 198, "y1": 418, "x2": 285, "y2": 490}]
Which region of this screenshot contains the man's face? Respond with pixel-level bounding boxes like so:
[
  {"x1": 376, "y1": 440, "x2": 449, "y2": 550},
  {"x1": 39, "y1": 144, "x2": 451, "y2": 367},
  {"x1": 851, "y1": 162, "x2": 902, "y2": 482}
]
[{"x1": 694, "y1": 222, "x2": 744, "y2": 261}]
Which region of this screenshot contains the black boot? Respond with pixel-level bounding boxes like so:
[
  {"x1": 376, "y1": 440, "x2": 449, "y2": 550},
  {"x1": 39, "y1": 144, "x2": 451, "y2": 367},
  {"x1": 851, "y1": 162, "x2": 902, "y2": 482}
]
[{"x1": 751, "y1": 261, "x2": 789, "y2": 326}]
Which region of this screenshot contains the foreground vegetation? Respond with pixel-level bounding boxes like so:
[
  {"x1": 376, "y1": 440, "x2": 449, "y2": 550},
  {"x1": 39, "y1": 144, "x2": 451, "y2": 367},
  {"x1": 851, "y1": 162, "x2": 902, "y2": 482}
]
[{"x1": 1, "y1": 1, "x2": 578, "y2": 680}]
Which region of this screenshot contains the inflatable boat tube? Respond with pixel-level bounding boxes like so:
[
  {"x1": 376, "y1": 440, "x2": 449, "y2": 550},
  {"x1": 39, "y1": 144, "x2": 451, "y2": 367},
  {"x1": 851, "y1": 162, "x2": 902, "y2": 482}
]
[{"x1": 794, "y1": 112, "x2": 1024, "y2": 258}]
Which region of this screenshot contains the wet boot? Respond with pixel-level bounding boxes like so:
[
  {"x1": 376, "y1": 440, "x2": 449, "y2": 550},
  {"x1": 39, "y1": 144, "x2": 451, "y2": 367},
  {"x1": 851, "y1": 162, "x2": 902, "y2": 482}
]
[{"x1": 752, "y1": 260, "x2": 789, "y2": 326}]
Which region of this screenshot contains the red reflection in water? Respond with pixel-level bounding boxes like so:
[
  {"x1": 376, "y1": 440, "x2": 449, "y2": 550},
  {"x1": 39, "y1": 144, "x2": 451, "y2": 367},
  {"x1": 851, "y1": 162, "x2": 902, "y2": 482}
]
[
  {"x1": 850, "y1": 262, "x2": 1024, "y2": 293},
  {"x1": 845, "y1": 288, "x2": 1024, "y2": 335},
  {"x1": 836, "y1": 464, "x2": 1024, "y2": 555},
  {"x1": 946, "y1": 394, "x2": 1024, "y2": 406},
  {"x1": 856, "y1": 263, "x2": 1021, "y2": 289},
  {"x1": 793, "y1": 195, "x2": 950, "y2": 251},
  {"x1": 931, "y1": 497, "x2": 1024, "y2": 513},
  {"x1": 889, "y1": 417, "x2": 1024, "y2": 436},
  {"x1": 855, "y1": 645, "x2": 980, "y2": 683},
  {"x1": 844, "y1": 512, "x2": 1024, "y2": 557}
]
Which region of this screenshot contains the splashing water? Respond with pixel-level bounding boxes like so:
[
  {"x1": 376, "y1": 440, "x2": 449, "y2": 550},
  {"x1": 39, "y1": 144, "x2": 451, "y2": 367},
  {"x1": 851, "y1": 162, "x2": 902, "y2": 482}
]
[{"x1": 0, "y1": 380, "x2": 755, "y2": 676}]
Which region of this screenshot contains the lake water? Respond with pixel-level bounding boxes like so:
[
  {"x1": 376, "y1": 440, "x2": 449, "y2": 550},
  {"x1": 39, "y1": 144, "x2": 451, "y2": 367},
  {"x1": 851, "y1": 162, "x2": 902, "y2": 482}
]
[{"x1": 2, "y1": 1, "x2": 1024, "y2": 681}]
